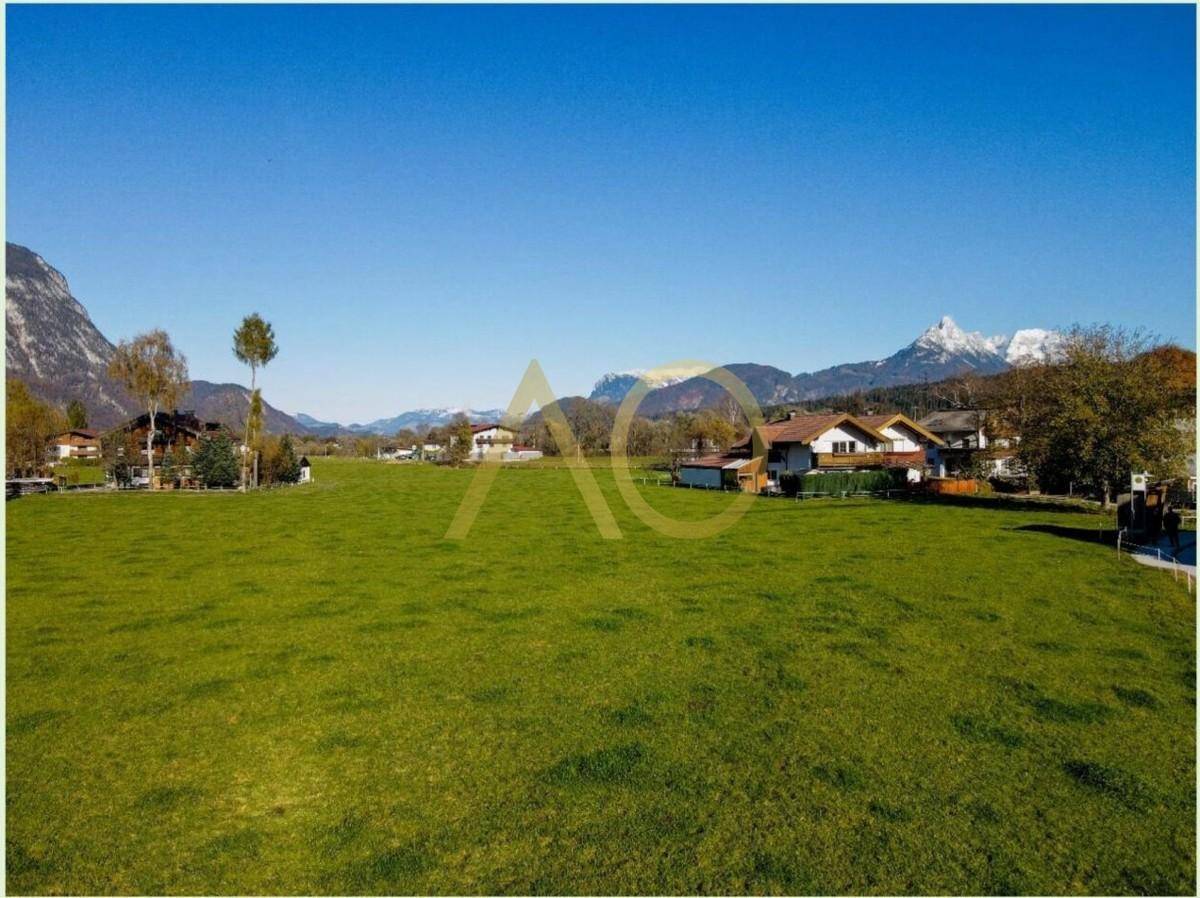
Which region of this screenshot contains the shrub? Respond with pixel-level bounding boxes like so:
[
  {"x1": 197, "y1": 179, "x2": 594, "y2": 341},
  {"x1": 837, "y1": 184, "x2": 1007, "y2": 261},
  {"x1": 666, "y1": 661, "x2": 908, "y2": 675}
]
[
  {"x1": 779, "y1": 468, "x2": 909, "y2": 496},
  {"x1": 192, "y1": 433, "x2": 239, "y2": 488},
  {"x1": 262, "y1": 434, "x2": 302, "y2": 485}
]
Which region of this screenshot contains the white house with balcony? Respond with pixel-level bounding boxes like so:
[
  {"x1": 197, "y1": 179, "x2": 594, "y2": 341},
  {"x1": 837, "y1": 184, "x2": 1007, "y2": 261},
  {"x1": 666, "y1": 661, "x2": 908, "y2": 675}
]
[{"x1": 470, "y1": 423, "x2": 517, "y2": 460}]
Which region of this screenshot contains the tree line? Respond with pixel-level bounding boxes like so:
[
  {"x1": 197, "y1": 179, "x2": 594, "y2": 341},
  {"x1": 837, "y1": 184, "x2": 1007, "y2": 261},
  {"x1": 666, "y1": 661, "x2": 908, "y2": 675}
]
[
  {"x1": 5, "y1": 313, "x2": 303, "y2": 489},
  {"x1": 10, "y1": 321, "x2": 1193, "y2": 502}
]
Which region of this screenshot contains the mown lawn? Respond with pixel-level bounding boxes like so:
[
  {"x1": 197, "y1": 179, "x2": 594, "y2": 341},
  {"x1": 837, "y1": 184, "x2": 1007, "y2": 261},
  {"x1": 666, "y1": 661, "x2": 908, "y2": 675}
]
[{"x1": 6, "y1": 459, "x2": 1195, "y2": 894}]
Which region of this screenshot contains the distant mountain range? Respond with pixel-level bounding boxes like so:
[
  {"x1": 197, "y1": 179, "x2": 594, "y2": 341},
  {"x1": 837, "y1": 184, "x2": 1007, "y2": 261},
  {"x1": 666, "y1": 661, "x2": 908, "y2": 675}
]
[
  {"x1": 7, "y1": 242, "x2": 1063, "y2": 435},
  {"x1": 294, "y1": 408, "x2": 506, "y2": 437},
  {"x1": 587, "y1": 316, "x2": 1062, "y2": 415},
  {"x1": 5, "y1": 242, "x2": 309, "y2": 433}
]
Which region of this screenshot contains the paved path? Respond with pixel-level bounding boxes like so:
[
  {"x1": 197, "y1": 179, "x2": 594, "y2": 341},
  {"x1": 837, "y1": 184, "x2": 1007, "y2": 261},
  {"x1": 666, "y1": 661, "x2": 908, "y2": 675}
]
[{"x1": 1125, "y1": 531, "x2": 1196, "y2": 577}]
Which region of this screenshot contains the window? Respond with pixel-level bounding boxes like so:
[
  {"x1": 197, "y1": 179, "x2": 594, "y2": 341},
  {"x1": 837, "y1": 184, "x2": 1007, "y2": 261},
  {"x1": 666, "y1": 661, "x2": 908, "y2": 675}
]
[{"x1": 832, "y1": 440, "x2": 857, "y2": 454}]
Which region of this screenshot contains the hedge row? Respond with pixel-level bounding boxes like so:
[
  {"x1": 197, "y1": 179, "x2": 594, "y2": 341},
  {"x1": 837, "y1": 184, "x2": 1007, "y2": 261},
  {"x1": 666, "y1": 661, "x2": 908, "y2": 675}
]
[{"x1": 779, "y1": 468, "x2": 909, "y2": 496}]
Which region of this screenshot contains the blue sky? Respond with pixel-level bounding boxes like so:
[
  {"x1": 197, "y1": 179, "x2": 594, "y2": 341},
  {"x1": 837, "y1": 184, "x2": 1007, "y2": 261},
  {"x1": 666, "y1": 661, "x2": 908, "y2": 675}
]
[{"x1": 7, "y1": 4, "x2": 1195, "y2": 422}]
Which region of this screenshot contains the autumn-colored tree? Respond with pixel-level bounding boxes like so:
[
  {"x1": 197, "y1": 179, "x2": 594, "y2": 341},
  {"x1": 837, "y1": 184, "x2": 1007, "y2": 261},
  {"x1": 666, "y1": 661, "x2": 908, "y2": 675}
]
[
  {"x1": 992, "y1": 326, "x2": 1192, "y2": 505},
  {"x1": 107, "y1": 330, "x2": 189, "y2": 487},
  {"x1": 691, "y1": 410, "x2": 737, "y2": 452},
  {"x1": 6, "y1": 380, "x2": 65, "y2": 476},
  {"x1": 445, "y1": 415, "x2": 474, "y2": 465}
]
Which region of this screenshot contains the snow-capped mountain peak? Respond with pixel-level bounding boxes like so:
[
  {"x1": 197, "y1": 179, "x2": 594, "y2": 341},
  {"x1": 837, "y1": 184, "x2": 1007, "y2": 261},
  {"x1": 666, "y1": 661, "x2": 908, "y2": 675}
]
[
  {"x1": 589, "y1": 365, "x2": 709, "y2": 404},
  {"x1": 912, "y1": 315, "x2": 1000, "y2": 361},
  {"x1": 1001, "y1": 328, "x2": 1063, "y2": 365},
  {"x1": 911, "y1": 316, "x2": 1061, "y2": 366}
]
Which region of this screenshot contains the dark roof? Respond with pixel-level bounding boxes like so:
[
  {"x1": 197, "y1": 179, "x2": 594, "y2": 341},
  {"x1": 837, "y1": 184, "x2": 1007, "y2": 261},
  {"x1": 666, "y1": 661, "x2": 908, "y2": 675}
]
[
  {"x1": 470, "y1": 422, "x2": 515, "y2": 434},
  {"x1": 52, "y1": 429, "x2": 99, "y2": 440},
  {"x1": 917, "y1": 410, "x2": 986, "y2": 433},
  {"x1": 299, "y1": 456, "x2": 311, "y2": 466},
  {"x1": 109, "y1": 410, "x2": 219, "y2": 438}
]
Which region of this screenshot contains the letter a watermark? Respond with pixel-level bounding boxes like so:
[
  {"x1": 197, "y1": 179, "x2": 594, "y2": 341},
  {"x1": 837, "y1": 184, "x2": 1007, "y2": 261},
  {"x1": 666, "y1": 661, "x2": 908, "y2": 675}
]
[
  {"x1": 447, "y1": 360, "x2": 768, "y2": 541},
  {"x1": 444, "y1": 360, "x2": 622, "y2": 540}
]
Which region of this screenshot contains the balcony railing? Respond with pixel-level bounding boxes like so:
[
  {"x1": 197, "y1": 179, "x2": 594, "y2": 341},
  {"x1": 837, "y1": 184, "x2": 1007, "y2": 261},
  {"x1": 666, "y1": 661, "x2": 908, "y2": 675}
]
[{"x1": 814, "y1": 451, "x2": 885, "y2": 468}]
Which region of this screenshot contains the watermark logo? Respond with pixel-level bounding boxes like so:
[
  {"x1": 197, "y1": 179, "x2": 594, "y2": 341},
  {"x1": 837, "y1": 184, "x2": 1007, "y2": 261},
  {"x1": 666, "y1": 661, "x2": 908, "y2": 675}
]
[{"x1": 446, "y1": 360, "x2": 766, "y2": 540}]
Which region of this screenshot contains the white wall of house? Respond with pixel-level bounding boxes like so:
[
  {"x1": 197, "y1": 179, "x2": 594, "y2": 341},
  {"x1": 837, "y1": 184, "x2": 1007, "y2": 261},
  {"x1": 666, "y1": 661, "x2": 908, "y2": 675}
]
[
  {"x1": 879, "y1": 422, "x2": 925, "y2": 452},
  {"x1": 680, "y1": 466, "x2": 722, "y2": 488},
  {"x1": 54, "y1": 442, "x2": 99, "y2": 459},
  {"x1": 768, "y1": 424, "x2": 884, "y2": 478},
  {"x1": 503, "y1": 448, "x2": 543, "y2": 461},
  {"x1": 472, "y1": 426, "x2": 516, "y2": 459},
  {"x1": 767, "y1": 443, "x2": 813, "y2": 480},
  {"x1": 939, "y1": 429, "x2": 988, "y2": 450},
  {"x1": 809, "y1": 424, "x2": 883, "y2": 453}
]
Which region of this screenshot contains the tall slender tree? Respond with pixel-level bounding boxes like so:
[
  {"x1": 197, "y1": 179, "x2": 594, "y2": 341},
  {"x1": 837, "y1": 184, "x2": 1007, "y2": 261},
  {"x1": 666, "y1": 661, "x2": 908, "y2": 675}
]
[
  {"x1": 107, "y1": 330, "x2": 189, "y2": 487},
  {"x1": 232, "y1": 313, "x2": 279, "y2": 487}
]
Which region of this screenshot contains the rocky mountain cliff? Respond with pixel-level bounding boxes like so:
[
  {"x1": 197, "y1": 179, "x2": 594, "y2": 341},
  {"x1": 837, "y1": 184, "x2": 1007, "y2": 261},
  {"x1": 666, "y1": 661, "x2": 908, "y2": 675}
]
[
  {"x1": 6, "y1": 242, "x2": 135, "y2": 425},
  {"x1": 5, "y1": 243, "x2": 310, "y2": 434}
]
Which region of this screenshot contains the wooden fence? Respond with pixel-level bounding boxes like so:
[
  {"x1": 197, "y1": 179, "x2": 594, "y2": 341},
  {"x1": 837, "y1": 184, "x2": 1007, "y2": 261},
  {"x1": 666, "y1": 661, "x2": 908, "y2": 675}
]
[{"x1": 926, "y1": 477, "x2": 977, "y2": 495}]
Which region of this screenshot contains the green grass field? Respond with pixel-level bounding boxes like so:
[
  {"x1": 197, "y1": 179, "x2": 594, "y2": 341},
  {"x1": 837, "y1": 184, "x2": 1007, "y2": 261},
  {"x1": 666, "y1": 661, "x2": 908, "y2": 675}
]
[{"x1": 6, "y1": 460, "x2": 1195, "y2": 894}]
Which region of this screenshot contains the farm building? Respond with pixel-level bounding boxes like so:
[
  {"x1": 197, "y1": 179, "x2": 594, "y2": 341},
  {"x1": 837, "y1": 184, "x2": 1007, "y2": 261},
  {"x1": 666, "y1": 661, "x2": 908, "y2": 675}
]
[
  {"x1": 678, "y1": 454, "x2": 767, "y2": 492},
  {"x1": 418, "y1": 442, "x2": 444, "y2": 461},
  {"x1": 49, "y1": 429, "x2": 101, "y2": 461},
  {"x1": 376, "y1": 444, "x2": 416, "y2": 461},
  {"x1": 503, "y1": 444, "x2": 543, "y2": 461}
]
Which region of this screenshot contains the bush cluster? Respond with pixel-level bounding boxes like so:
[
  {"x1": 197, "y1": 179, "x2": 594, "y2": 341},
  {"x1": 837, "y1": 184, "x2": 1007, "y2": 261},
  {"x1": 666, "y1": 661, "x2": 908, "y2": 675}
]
[{"x1": 260, "y1": 434, "x2": 302, "y2": 485}]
